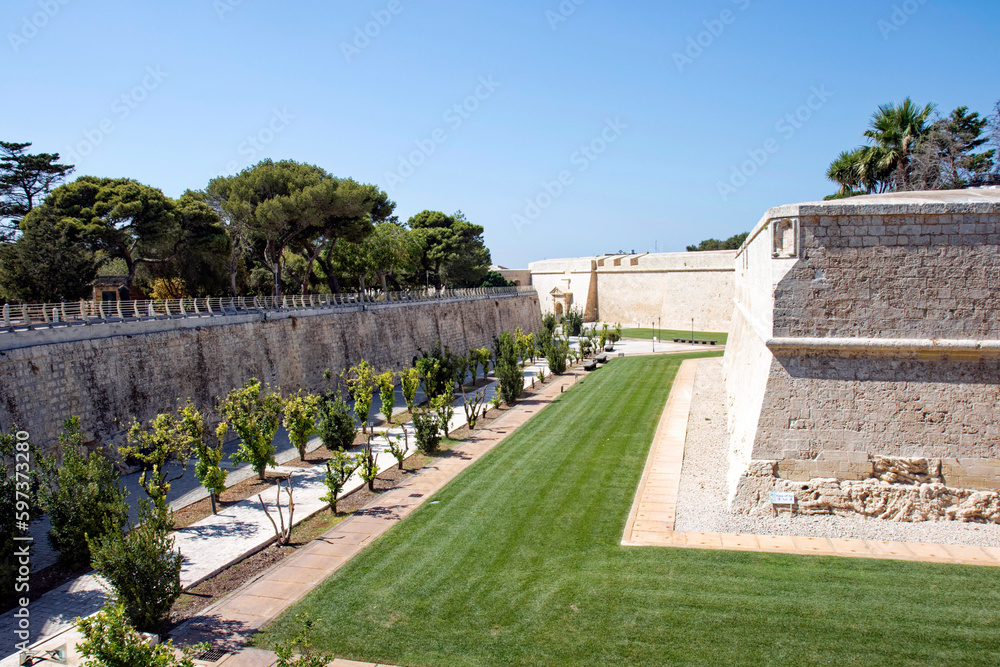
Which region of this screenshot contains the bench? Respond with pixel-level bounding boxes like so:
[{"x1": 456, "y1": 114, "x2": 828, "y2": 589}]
[
  {"x1": 582, "y1": 360, "x2": 597, "y2": 371},
  {"x1": 672, "y1": 338, "x2": 717, "y2": 345},
  {"x1": 594, "y1": 352, "x2": 610, "y2": 363}
]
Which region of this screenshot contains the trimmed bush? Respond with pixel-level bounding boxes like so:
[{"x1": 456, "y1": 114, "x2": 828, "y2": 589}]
[
  {"x1": 413, "y1": 408, "x2": 441, "y2": 454},
  {"x1": 89, "y1": 500, "x2": 182, "y2": 632},
  {"x1": 318, "y1": 393, "x2": 357, "y2": 452}
]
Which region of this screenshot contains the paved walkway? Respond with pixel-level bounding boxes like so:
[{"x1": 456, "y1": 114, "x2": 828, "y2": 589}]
[
  {"x1": 17, "y1": 367, "x2": 589, "y2": 667},
  {"x1": 622, "y1": 358, "x2": 1000, "y2": 567},
  {"x1": 1, "y1": 348, "x2": 593, "y2": 662}
]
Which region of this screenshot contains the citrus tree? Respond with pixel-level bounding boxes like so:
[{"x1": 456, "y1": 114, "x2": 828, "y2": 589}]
[{"x1": 217, "y1": 378, "x2": 284, "y2": 480}]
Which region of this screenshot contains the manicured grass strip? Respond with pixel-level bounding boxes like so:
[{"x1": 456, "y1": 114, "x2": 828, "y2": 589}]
[
  {"x1": 621, "y1": 327, "x2": 728, "y2": 344},
  {"x1": 256, "y1": 353, "x2": 1000, "y2": 667}
]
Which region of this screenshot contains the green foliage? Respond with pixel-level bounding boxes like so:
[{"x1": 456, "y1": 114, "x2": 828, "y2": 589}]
[
  {"x1": 494, "y1": 331, "x2": 524, "y2": 405},
  {"x1": 384, "y1": 429, "x2": 407, "y2": 469},
  {"x1": 217, "y1": 378, "x2": 284, "y2": 480},
  {"x1": 273, "y1": 613, "x2": 331, "y2": 667},
  {"x1": 563, "y1": 307, "x2": 584, "y2": 336},
  {"x1": 375, "y1": 370, "x2": 397, "y2": 425},
  {"x1": 416, "y1": 340, "x2": 457, "y2": 398},
  {"x1": 412, "y1": 408, "x2": 441, "y2": 454},
  {"x1": 317, "y1": 393, "x2": 357, "y2": 452},
  {"x1": 543, "y1": 334, "x2": 570, "y2": 375},
  {"x1": 89, "y1": 500, "x2": 182, "y2": 632},
  {"x1": 686, "y1": 231, "x2": 749, "y2": 252},
  {"x1": 0, "y1": 214, "x2": 99, "y2": 301},
  {"x1": 122, "y1": 404, "x2": 200, "y2": 518},
  {"x1": 283, "y1": 391, "x2": 320, "y2": 460},
  {"x1": 357, "y1": 437, "x2": 379, "y2": 492},
  {"x1": 541, "y1": 313, "x2": 557, "y2": 337},
  {"x1": 476, "y1": 347, "x2": 491, "y2": 380},
  {"x1": 344, "y1": 360, "x2": 377, "y2": 433},
  {"x1": 204, "y1": 160, "x2": 374, "y2": 297},
  {"x1": 77, "y1": 603, "x2": 206, "y2": 667},
  {"x1": 176, "y1": 402, "x2": 226, "y2": 499},
  {"x1": 454, "y1": 353, "x2": 470, "y2": 390},
  {"x1": 40, "y1": 417, "x2": 129, "y2": 570},
  {"x1": 322, "y1": 450, "x2": 360, "y2": 514},
  {"x1": 400, "y1": 367, "x2": 420, "y2": 414},
  {"x1": 490, "y1": 389, "x2": 503, "y2": 411},
  {"x1": 431, "y1": 390, "x2": 455, "y2": 438},
  {"x1": 408, "y1": 210, "x2": 491, "y2": 288},
  {"x1": 0, "y1": 141, "x2": 74, "y2": 238},
  {"x1": 480, "y1": 270, "x2": 513, "y2": 288}
]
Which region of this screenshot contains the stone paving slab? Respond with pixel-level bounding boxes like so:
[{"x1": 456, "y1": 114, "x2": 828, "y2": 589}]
[{"x1": 621, "y1": 358, "x2": 1000, "y2": 568}]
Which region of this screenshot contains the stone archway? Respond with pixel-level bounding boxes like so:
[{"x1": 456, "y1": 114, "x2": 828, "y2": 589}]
[{"x1": 555, "y1": 302, "x2": 564, "y2": 316}]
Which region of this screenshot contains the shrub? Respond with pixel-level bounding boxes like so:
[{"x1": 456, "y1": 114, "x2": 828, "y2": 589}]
[
  {"x1": 283, "y1": 391, "x2": 320, "y2": 461},
  {"x1": 376, "y1": 370, "x2": 397, "y2": 425},
  {"x1": 563, "y1": 307, "x2": 584, "y2": 336},
  {"x1": 494, "y1": 331, "x2": 523, "y2": 405},
  {"x1": 317, "y1": 393, "x2": 357, "y2": 451},
  {"x1": 544, "y1": 336, "x2": 570, "y2": 375},
  {"x1": 344, "y1": 360, "x2": 377, "y2": 433},
  {"x1": 122, "y1": 403, "x2": 200, "y2": 518},
  {"x1": 218, "y1": 378, "x2": 284, "y2": 481},
  {"x1": 40, "y1": 417, "x2": 129, "y2": 570},
  {"x1": 400, "y1": 367, "x2": 420, "y2": 413},
  {"x1": 89, "y1": 500, "x2": 182, "y2": 632},
  {"x1": 416, "y1": 340, "x2": 458, "y2": 397},
  {"x1": 322, "y1": 450, "x2": 360, "y2": 514},
  {"x1": 77, "y1": 603, "x2": 206, "y2": 667},
  {"x1": 274, "y1": 613, "x2": 331, "y2": 667},
  {"x1": 431, "y1": 390, "x2": 455, "y2": 438},
  {"x1": 358, "y1": 437, "x2": 379, "y2": 492},
  {"x1": 413, "y1": 408, "x2": 441, "y2": 454}
]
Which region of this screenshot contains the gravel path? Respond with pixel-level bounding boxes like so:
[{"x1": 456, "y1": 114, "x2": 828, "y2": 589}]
[{"x1": 674, "y1": 357, "x2": 1000, "y2": 548}]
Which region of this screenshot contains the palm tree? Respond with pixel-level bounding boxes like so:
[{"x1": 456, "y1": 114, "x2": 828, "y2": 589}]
[{"x1": 862, "y1": 97, "x2": 935, "y2": 191}]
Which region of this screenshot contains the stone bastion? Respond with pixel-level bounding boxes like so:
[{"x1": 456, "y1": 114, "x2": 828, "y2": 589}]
[{"x1": 724, "y1": 189, "x2": 1000, "y2": 523}]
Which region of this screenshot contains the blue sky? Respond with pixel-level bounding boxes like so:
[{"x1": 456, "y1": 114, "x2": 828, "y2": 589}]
[{"x1": 3, "y1": 0, "x2": 998, "y2": 268}]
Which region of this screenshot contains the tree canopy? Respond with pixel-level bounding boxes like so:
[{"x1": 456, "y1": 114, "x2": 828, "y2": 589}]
[
  {"x1": 825, "y1": 98, "x2": 997, "y2": 197},
  {"x1": 686, "y1": 232, "x2": 748, "y2": 252},
  {"x1": 408, "y1": 210, "x2": 491, "y2": 288},
  {"x1": 0, "y1": 141, "x2": 74, "y2": 240}
]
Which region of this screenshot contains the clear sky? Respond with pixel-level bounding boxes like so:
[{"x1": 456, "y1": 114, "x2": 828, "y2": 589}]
[{"x1": 4, "y1": 0, "x2": 999, "y2": 268}]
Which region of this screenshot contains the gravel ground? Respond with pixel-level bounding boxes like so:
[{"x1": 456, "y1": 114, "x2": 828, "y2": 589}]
[{"x1": 674, "y1": 357, "x2": 1000, "y2": 548}]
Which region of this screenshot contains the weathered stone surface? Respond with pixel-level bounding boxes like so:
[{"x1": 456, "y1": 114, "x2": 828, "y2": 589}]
[
  {"x1": 0, "y1": 295, "x2": 541, "y2": 453},
  {"x1": 724, "y1": 189, "x2": 1000, "y2": 513}
]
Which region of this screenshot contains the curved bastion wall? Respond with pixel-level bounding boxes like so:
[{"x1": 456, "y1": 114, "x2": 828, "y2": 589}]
[
  {"x1": 724, "y1": 189, "x2": 1000, "y2": 521},
  {"x1": 0, "y1": 293, "x2": 541, "y2": 455}
]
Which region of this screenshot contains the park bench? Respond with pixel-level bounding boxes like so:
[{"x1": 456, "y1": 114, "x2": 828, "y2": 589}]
[
  {"x1": 595, "y1": 352, "x2": 609, "y2": 363},
  {"x1": 672, "y1": 338, "x2": 716, "y2": 345},
  {"x1": 582, "y1": 359, "x2": 597, "y2": 371}
]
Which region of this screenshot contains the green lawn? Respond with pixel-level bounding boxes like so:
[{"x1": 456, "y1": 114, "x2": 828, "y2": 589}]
[
  {"x1": 620, "y1": 327, "x2": 728, "y2": 344},
  {"x1": 256, "y1": 353, "x2": 1000, "y2": 666}
]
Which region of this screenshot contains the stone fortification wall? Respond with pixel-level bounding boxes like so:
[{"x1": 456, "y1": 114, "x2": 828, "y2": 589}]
[
  {"x1": 724, "y1": 190, "x2": 1000, "y2": 516},
  {"x1": 0, "y1": 294, "x2": 541, "y2": 453},
  {"x1": 528, "y1": 250, "x2": 735, "y2": 330},
  {"x1": 595, "y1": 250, "x2": 736, "y2": 331}
]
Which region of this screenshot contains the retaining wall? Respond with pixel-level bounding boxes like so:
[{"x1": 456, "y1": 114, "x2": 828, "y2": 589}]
[{"x1": 0, "y1": 293, "x2": 541, "y2": 453}]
